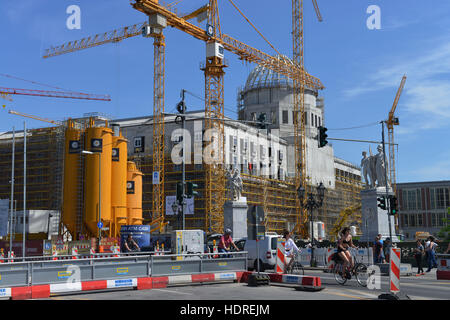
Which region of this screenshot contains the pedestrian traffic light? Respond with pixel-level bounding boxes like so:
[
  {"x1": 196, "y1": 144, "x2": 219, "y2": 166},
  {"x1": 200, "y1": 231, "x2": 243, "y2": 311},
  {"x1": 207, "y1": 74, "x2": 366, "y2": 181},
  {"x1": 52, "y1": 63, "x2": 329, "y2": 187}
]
[
  {"x1": 318, "y1": 126, "x2": 328, "y2": 148},
  {"x1": 389, "y1": 195, "x2": 398, "y2": 215},
  {"x1": 186, "y1": 182, "x2": 198, "y2": 198},
  {"x1": 176, "y1": 182, "x2": 183, "y2": 204},
  {"x1": 377, "y1": 196, "x2": 386, "y2": 210}
]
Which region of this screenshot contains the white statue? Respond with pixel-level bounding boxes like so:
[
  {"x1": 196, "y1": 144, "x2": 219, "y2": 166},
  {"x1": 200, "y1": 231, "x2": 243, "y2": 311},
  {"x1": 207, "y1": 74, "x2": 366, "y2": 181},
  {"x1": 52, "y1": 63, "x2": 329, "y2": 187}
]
[
  {"x1": 226, "y1": 167, "x2": 243, "y2": 201},
  {"x1": 375, "y1": 144, "x2": 389, "y2": 187},
  {"x1": 361, "y1": 151, "x2": 371, "y2": 188}
]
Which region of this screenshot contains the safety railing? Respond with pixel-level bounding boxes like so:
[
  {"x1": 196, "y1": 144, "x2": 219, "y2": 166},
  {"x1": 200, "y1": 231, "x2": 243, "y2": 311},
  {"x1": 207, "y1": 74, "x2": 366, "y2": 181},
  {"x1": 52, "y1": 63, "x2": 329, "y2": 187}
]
[{"x1": 0, "y1": 251, "x2": 248, "y2": 288}]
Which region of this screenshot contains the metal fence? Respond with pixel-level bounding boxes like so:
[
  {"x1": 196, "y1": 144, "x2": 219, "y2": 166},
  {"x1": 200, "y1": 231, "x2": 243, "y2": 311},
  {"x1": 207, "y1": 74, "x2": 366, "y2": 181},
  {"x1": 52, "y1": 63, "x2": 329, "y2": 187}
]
[{"x1": 0, "y1": 252, "x2": 247, "y2": 288}]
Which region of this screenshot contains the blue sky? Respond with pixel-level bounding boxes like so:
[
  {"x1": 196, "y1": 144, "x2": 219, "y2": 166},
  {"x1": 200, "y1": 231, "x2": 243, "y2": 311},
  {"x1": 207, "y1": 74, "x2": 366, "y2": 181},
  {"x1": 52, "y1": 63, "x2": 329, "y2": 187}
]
[{"x1": 1, "y1": 0, "x2": 450, "y2": 183}]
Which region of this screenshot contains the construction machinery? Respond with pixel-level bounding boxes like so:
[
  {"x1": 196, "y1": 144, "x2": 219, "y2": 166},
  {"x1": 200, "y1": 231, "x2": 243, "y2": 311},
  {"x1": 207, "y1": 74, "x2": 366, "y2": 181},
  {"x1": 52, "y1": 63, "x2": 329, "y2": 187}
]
[
  {"x1": 43, "y1": 0, "x2": 324, "y2": 234},
  {"x1": 329, "y1": 205, "x2": 362, "y2": 241}
]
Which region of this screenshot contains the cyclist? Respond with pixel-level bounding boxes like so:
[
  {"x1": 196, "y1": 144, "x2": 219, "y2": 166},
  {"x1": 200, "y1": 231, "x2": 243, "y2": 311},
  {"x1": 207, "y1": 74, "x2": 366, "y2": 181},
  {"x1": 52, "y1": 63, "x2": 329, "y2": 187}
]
[
  {"x1": 336, "y1": 227, "x2": 357, "y2": 278},
  {"x1": 218, "y1": 228, "x2": 239, "y2": 257},
  {"x1": 123, "y1": 234, "x2": 140, "y2": 252},
  {"x1": 283, "y1": 230, "x2": 301, "y2": 273}
]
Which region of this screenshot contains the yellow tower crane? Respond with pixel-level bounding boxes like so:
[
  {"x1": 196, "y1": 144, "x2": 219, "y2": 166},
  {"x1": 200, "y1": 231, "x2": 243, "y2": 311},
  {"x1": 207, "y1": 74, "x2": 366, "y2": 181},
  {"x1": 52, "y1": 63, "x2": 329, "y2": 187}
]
[
  {"x1": 387, "y1": 74, "x2": 407, "y2": 195},
  {"x1": 44, "y1": 0, "x2": 324, "y2": 234},
  {"x1": 292, "y1": 0, "x2": 324, "y2": 238}
]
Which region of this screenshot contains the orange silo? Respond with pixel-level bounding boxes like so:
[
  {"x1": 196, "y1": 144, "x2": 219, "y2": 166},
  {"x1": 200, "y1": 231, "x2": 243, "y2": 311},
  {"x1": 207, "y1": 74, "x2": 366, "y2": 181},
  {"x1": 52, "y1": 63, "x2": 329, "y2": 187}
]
[
  {"x1": 111, "y1": 125, "x2": 128, "y2": 238},
  {"x1": 126, "y1": 161, "x2": 143, "y2": 225},
  {"x1": 84, "y1": 122, "x2": 113, "y2": 238},
  {"x1": 62, "y1": 119, "x2": 82, "y2": 239}
]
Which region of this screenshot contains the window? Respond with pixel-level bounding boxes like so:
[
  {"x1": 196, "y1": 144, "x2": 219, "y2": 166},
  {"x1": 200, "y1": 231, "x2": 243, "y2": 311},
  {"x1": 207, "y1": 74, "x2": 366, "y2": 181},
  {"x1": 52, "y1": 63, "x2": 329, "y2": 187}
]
[
  {"x1": 311, "y1": 113, "x2": 314, "y2": 126},
  {"x1": 315, "y1": 114, "x2": 318, "y2": 127},
  {"x1": 282, "y1": 110, "x2": 289, "y2": 124},
  {"x1": 409, "y1": 214, "x2": 416, "y2": 227},
  {"x1": 318, "y1": 117, "x2": 321, "y2": 127},
  {"x1": 431, "y1": 187, "x2": 450, "y2": 209},
  {"x1": 402, "y1": 189, "x2": 421, "y2": 211},
  {"x1": 417, "y1": 214, "x2": 423, "y2": 226}
]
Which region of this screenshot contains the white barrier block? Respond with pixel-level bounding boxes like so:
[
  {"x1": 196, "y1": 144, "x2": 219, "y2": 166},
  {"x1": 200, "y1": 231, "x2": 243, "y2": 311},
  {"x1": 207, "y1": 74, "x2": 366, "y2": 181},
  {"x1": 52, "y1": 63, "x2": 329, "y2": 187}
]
[
  {"x1": 50, "y1": 282, "x2": 82, "y2": 293},
  {"x1": 214, "y1": 272, "x2": 236, "y2": 281},
  {"x1": 168, "y1": 275, "x2": 192, "y2": 285},
  {"x1": 0, "y1": 288, "x2": 11, "y2": 298},
  {"x1": 106, "y1": 278, "x2": 137, "y2": 289}
]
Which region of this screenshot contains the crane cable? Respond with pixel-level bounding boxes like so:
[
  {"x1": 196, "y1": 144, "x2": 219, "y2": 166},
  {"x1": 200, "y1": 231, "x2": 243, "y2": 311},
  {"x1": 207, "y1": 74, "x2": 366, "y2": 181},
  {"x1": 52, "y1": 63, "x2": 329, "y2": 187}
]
[{"x1": 226, "y1": 0, "x2": 283, "y2": 58}]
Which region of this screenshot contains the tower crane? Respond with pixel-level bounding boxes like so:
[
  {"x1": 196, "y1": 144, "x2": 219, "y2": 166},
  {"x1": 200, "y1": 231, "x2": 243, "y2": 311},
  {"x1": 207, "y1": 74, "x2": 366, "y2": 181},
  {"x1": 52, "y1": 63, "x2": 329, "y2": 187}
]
[
  {"x1": 0, "y1": 87, "x2": 111, "y2": 101},
  {"x1": 43, "y1": 0, "x2": 324, "y2": 234},
  {"x1": 7, "y1": 110, "x2": 63, "y2": 126},
  {"x1": 292, "y1": 0, "x2": 324, "y2": 238},
  {"x1": 387, "y1": 74, "x2": 407, "y2": 196}
]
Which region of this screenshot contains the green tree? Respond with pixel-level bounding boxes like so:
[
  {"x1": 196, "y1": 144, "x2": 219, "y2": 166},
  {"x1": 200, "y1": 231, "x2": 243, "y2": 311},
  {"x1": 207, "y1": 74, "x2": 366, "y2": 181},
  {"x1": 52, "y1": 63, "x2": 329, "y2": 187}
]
[{"x1": 437, "y1": 208, "x2": 450, "y2": 241}]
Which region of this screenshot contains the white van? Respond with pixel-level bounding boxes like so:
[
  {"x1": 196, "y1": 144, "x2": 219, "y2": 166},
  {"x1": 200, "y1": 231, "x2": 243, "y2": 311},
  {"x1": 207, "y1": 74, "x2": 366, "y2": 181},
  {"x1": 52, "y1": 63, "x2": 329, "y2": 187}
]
[{"x1": 235, "y1": 232, "x2": 281, "y2": 272}]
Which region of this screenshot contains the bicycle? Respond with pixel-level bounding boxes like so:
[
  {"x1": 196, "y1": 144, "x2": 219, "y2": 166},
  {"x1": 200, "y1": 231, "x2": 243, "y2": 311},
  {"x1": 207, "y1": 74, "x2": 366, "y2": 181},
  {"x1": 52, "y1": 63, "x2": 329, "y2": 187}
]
[
  {"x1": 286, "y1": 250, "x2": 305, "y2": 275},
  {"x1": 332, "y1": 249, "x2": 371, "y2": 287}
]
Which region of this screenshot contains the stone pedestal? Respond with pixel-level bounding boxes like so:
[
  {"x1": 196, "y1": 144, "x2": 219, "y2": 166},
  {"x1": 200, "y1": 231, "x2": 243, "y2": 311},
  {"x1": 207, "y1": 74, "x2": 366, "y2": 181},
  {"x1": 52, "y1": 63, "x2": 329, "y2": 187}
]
[
  {"x1": 224, "y1": 197, "x2": 248, "y2": 241},
  {"x1": 360, "y1": 187, "x2": 400, "y2": 243}
]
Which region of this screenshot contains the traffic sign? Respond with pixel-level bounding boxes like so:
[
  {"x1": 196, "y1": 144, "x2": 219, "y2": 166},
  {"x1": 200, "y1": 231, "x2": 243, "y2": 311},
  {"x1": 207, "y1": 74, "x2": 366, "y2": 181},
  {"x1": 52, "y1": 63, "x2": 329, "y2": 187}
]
[
  {"x1": 152, "y1": 171, "x2": 160, "y2": 185},
  {"x1": 97, "y1": 222, "x2": 103, "y2": 229}
]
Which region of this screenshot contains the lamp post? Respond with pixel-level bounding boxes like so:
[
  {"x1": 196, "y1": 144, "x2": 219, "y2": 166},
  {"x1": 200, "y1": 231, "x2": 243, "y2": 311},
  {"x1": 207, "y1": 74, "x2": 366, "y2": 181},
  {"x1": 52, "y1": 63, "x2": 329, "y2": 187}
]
[
  {"x1": 297, "y1": 182, "x2": 326, "y2": 267},
  {"x1": 81, "y1": 150, "x2": 101, "y2": 247}
]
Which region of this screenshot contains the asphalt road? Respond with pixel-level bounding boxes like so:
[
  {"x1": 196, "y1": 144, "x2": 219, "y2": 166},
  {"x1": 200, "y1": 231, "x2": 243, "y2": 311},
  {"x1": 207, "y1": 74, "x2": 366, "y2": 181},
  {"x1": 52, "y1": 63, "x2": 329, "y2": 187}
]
[{"x1": 42, "y1": 269, "x2": 448, "y2": 301}]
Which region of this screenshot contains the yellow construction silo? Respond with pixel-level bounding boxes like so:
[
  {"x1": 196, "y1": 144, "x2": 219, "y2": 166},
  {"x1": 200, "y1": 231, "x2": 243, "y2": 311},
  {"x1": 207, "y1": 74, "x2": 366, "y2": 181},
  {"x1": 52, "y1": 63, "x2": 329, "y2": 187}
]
[
  {"x1": 62, "y1": 119, "x2": 82, "y2": 239},
  {"x1": 84, "y1": 123, "x2": 113, "y2": 237},
  {"x1": 111, "y1": 126, "x2": 128, "y2": 238},
  {"x1": 126, "y1": 161, "x2": 143, "y2": 225}
]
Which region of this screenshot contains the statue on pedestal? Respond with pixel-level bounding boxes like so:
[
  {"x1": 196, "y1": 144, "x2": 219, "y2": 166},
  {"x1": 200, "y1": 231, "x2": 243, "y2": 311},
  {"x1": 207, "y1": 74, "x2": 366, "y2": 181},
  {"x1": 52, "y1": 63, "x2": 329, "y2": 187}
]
[
  {"x1": 361, "y1": 144, "x2": 390, "y2": 189},
  {"x1": 226, "y1": 167, "x2": 243, "y2": 201}
]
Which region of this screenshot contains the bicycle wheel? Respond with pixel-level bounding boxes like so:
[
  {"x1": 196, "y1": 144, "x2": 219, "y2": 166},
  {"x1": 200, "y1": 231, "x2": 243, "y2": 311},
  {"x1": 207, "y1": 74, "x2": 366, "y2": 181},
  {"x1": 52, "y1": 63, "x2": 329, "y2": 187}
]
[
  {"x1": 354, "y1": 263, "x2": 370, "y2": 287},
  {"x1": 291, "y1": 262, "x2": 305, "y2": 275},
  {"x1": 333, "y1": 263, "x2": 347, "y2": 285}
]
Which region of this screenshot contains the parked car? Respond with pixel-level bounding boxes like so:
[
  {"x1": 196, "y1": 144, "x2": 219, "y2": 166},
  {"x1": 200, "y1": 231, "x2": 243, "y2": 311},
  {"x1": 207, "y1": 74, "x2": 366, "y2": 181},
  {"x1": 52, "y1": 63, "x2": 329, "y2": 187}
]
[{"x1": 234, "y1": 232, "x2": 281, "y2": 271}]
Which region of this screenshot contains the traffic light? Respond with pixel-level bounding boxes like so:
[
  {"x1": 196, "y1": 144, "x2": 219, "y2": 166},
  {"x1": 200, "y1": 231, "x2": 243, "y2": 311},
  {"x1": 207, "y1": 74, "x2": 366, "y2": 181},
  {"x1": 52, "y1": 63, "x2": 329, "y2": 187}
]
[
  {"x1": 176, "y1": 182, "x2": 183, "y2": 204},
  {"x1": 318, "y1": 126, "x2": 328, "y2": 148},
  {"x1": 377, "y1": 196, "x2": 386, "y2": 210},
  {"x1": 186, "y1": 182, "x2": 199, "y2": 198},
  {"x1": 389, "y1": 195, "x2": 398, "y2": 215}
]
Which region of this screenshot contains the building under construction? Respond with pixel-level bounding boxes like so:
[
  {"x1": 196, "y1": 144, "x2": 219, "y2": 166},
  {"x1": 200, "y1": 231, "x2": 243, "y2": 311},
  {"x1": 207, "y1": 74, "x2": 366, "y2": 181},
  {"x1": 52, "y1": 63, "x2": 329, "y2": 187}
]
[{"x1": 0, "y1": 59, "x2": 363, "y2": 240}]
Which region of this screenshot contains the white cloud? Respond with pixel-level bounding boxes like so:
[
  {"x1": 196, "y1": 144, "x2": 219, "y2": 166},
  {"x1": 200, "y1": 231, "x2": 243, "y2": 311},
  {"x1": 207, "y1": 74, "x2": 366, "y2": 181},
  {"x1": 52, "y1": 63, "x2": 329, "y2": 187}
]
[{"x1": 343, "y1": 40, "x2": 450, "y2": 132}]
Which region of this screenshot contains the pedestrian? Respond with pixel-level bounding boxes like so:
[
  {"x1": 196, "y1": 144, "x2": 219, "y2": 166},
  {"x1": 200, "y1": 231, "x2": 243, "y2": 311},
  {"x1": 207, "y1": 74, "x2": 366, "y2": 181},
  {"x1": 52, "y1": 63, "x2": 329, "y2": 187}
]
[
  {"x1": 424, "y1": 236, "x2": 431, "y2": 262},
  {"x1": 373, "y1": 234, "x2": 384, "y2": 264},
  {"x1": 373, "y1": 234, "x2": 386, "y2": 263},
  {"x1": 218, "y1": 228, "x2": 239, "y2": 258},
  {"x1": 414, "y1": 239, "x2": 425, "y2": 276},
  {"x1": 384, "y1": 237, "x2": 393, "y2": 263},
  {"x1": 425, "y1": 236, "x2": 438, "y2": 272}
]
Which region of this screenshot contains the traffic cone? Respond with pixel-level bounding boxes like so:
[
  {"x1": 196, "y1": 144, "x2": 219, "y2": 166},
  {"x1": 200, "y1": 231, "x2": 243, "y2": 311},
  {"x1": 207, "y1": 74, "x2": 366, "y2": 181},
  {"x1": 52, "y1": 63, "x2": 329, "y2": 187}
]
[
  {"x1": 155, "y1": 242, "x2": 160, "y2": 256},
  {"x1": 161, "y1": 243, "x2": 165, "y2": 256},
  {"x1": 113, "y1": 246, "x2": 120, "y2": 257},
  {"x1": 213, "y1": 240, "x2": 218, "y2": 258},
  {"x1": 10, "y1": 251, "x2": 15, "y2": 263}
]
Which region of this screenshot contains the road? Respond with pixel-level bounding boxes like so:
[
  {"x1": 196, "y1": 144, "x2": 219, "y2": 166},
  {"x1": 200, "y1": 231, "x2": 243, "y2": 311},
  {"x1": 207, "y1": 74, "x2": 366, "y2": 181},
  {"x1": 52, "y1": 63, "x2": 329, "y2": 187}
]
[{"x1": 41, "y1": 269, "x2": 448, "y2": 301}]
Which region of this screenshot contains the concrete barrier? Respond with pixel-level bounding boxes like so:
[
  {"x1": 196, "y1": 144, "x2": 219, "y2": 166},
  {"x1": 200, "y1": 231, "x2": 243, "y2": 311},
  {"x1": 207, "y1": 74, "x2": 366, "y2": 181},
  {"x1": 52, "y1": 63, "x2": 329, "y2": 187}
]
[{"x1": 0, "y1": 271, "x2": 245, "y2": 300}]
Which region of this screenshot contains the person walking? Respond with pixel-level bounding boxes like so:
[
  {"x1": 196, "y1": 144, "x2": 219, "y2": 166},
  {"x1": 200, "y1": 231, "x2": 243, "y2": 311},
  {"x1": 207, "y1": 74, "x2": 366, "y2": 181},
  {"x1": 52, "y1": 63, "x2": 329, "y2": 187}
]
[
  {"x1": 373, "y1": 234, "x2": 384, "y2": 264},
  {"x1": 414, "y1": 239, "x2": 425, "y2": 276},
  {"x1": 426, "y1": 236, "x2": 438, "y2": 272}
]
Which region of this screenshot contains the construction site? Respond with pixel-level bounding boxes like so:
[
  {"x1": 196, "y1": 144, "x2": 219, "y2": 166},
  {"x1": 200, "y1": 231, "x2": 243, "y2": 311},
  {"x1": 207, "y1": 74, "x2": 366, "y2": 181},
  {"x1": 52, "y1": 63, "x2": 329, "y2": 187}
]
[{"x1": 0, "y1": 0, "x2": 378, "y2": 247}]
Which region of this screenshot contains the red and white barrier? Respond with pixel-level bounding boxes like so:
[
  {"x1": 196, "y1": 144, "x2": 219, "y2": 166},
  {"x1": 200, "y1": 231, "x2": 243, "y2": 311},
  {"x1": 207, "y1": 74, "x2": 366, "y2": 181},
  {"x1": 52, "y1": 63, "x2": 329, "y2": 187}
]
[
  {"x1": 276, "y1": 239, "x2": 285, "y2": 274},
  {"x1": 389, "y1": 248, "x2": 401, "y2": 293},
  {"x1": 326, "y1": 248, "x2": 337, "y2": 271},
  {"x1": 240, "y1": 271, "x2": 322, "y2": 290},
  {"x1": 0, "y1": 251, "x2": 4, "y2": 263},
  {"x1": 0, "y1": 271, "x2": 245, "y2": 300},
  {"x1": 436, "y1": 254, "x2": 450, "y2": 280},
  {"x1": 71, "y1": 247, "x2": 78, "y2": 259}
]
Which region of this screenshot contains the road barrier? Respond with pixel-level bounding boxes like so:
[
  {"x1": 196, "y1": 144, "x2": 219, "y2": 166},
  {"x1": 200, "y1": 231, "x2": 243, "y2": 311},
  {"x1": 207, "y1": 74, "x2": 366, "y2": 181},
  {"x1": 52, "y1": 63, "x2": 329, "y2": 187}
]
[
  {"x1": 0, "y1": 252, "x2": 247, "y2": 299},
  {"x1": 241, "y1": 271, "x2": 322, "y2": 291},
  {"x1": 390, "y1": 248, "x2": 401, "y2": 293},
  {"x1": 276, "y1": 239, "x2": 285, "y2": 274},
  {"x1": 0, "y1": 271, "x2": 246, "y2": 300},
  {"x1": 436, "y1": 254, "x2": 450, "y2": 280}
]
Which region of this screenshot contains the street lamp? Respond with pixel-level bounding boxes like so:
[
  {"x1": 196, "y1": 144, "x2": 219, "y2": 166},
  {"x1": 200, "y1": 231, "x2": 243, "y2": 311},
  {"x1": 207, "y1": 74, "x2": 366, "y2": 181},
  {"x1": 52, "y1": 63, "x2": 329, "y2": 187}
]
[
  {"x1": 297, "y1": 182, "x2": 326, "y2": 267},
  {"x1": 81, "y1": 150, "x2": 101, "y2": 247}
]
